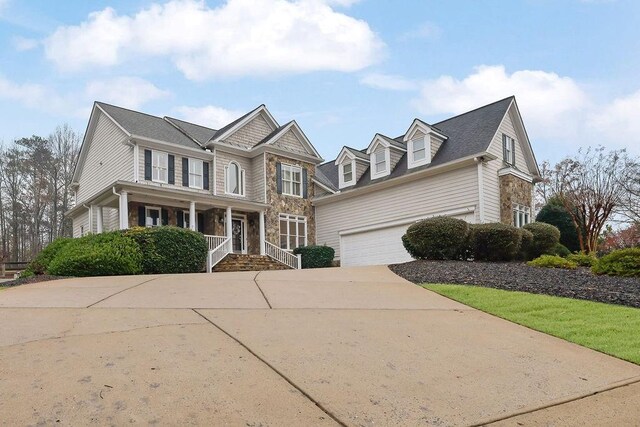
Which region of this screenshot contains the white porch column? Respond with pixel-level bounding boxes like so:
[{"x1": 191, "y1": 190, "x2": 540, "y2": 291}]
[
  {"x1": 259, "y1": 210, "x2": 266, "y2": 255},
  {"x1": 96, "y1": 206, "x2": 103, "y2": 233},
  {"x1": 189, "y1": 201, "x2": 197, "y2": 231},
  {"x1": 119, "y1": 191, "x2": 129, "y2": 230},
  {"x1": 225, "y1": 206, "x2": 232, "y2": 239}
]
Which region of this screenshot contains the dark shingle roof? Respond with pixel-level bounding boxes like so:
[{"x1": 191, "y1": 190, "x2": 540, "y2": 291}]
[
  {"x1": 318, "y1": 96, "x2": 514, "y2": 192},
  {"x1": 254, "y1": 121, "x2": 292, "y2": 147},
  {"x1": 97, "y1": 102, "x2": 202, "y2": 149},
  {"x1": 164, "y1": 117, "x2": 217, "y2": 145},
  {"x1": 208, "y1": 105, "x2": 264, "y2": 142},
  {"x1": 344, "y1": 146, "x2": 369, "y2": 160},
  {"x1": 314, "y1": 166, "x2": 339, "y2": 192}
]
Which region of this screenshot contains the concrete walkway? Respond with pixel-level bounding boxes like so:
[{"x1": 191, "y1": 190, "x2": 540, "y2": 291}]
[{"x1": 0, "y1": 266, "x2": 638, "y2": 425}]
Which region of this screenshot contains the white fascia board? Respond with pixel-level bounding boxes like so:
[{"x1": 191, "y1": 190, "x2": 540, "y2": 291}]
[
  {"x1": 366, "y1": 134, "x2": 390, "y2": 154},
  {"x1": 404, "y1": 119, "x2": 447, "y2": 142},
  {"x1": 498, "y1": 166, "x2": 534, "y2": 183},
  {"x1": 509, "y1": 99, "x2": 541, "y2": 177},
  {"x1": 335, "y1": 147, "x2": 356, "y2": 165},
  {"x1": 338, "y1": 206, "x2": 476, "y2": 236},
  {"x1": 133, "y1": 135, "x2": 213, "y2": 159},
  {"x1": 211, "y1": 106, "x2": 279, "y2": 143},
  {"x1": 312, "y1": 178, "x2": 337, "y2": 194},
  {"x1": 264, "y1": 121, "x2": 322, "y2": 159}
]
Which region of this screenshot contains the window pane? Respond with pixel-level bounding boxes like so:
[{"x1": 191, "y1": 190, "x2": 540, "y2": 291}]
[
  {"x1": 290, "y1": 235, "x2": 296, "y2": 249},
  {"x1": 293, "y1": 182, "x2": 301, "y2": 196},
  {"x1": 228, "y1": 164, "x2": 239, "y2": 193},
  {"x1": 280, "y1": 234, "x2": 287, "y2": 249},
  {"x1": 513, "y1": 210, "x2": 518, "y2": 227},
  {"x1": 344, "y1": 163, "x2": 352, "y2": 174},
  {"x1": 298, "y1": 236, "x2": 305, "y2": 247},
  {"x1": 414, "y1": 148, "x2": 426, "y2": 161},
  {"x1": 298, "y1": 222, "x2": 305, "y2": 236},
  {"x1": 413, "y1": 139, "x2": 425, "y2": 151},
  {"x1": 292, "y1": 169, "x2": 301, "y2": 183}
]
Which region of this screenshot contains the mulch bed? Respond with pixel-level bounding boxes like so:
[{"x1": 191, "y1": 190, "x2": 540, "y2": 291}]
[
  {"x1": 390, "y1": 260, "x2": 640, "y2": 309},
  {"x1": 0, "y1": 275, "x2": 68, "y2": 288}
]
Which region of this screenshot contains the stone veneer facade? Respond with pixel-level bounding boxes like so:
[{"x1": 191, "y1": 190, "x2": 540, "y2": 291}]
[
  {"x1": 499, "y1": 174, "x2": 533, "y2": 225},
  {"x1": 264, "y1": 153, "x2": 316, "y2": 247}
]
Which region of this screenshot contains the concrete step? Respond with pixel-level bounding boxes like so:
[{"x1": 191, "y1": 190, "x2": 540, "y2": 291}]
[{"x1": 212, "y1": 254, "x2": 291, "y2": 272}]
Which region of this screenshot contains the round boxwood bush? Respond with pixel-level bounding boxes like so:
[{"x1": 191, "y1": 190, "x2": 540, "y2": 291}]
[
  {"x1": 551, "y1": 243, "x2": 571, "y2": 258},
  {"x1": 124, "y1": 226, "x2": 207, "y2": 274},
  {"x1": 567, "y1": 252, "x2": 598, "y2": 267},
  {"x1": 48, "y1": 232, "x2": 143, "y2": 277},
  {"x1": 402, "y1": 216, "x2": 470, "y2": 260},
  {"x1": 470, "y1": 223, "x2": 522, "y2": 261},
  {"x1": 523, "y1": 222, "x2": 560, "y2": 259},
  {"x1": 536, "y1": 202, "x2": 581, "y2": 252},
  {"x1": 22, "y1": 237, "x2": 74, "y2": 276},
  {"x1": 527, "y1": 254, "x2": 577, "y2": 269},
  {"x1": 293, "y1": 245, "x2": 335, "y2": 269},
  {"x1": 592, "y1": 248, "x2": 640, "y2": 277},
  {"x1": 518, "y1": 228, "x2": 534, "y2": 260}
]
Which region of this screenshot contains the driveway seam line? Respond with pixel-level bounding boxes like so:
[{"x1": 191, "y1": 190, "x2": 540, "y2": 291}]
[
  {"x1": 252, "y1": 271, "x2": 272, "y2": 309},
  {"x1": 192, "y1": 309, "x2": 346, "y2": 426},
  {"x1": 472, "y1": 375, "x2": 640, "y2": 426},
  {"x1": 85, "y1": 277, "x2": 160, "y2": 308}
]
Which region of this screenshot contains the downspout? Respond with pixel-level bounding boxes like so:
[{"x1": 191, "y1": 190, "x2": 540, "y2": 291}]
[
  {"x1": 474, "y1": 157, "x2": 485, "y2": 223},
  {"x1": 82, "y1": 204, "x2": 92, "y2": 234}
]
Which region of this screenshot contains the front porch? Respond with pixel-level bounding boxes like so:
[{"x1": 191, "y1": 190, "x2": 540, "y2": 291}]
[{"x1": 80, "y1": 182, "x2": 300, "y2": 271}]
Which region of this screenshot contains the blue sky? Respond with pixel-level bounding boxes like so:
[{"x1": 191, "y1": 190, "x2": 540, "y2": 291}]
[{"x1": 0, "y1": 0, "x2": 638, "y2": 163}]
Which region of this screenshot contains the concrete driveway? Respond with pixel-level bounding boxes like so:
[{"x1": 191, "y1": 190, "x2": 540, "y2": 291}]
[{"x1": 1, "y1": 266, "x2": 639, "y2": 426}]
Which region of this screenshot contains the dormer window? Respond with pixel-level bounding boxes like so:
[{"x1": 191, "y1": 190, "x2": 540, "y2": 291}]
[
  {"x1": 412, "y1": 138, "x2": 426, "y2": 162},
  {"x1": 374, "y1": 150, "x2": 387, "y2": 174}
]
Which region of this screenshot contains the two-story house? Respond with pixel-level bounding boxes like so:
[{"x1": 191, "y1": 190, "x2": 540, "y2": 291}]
[
  {"x1": 67, "y1": 102, "x2": 323, "y2": 270},
  {"x1": 68, "y1": 96, "x2": 540, "y2": 270}
]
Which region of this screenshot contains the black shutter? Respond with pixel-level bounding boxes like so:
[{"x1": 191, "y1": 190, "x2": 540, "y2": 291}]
[
  {"x1": 511, "y1": 138, "x2": 516, "y2": 165},
  {"x1": 302, "y1": 168, "x2": 308, "y2": 199},
  {"x1": 168, "y1": 155, "x2": 175, "y2": 184},
  {"x1": 138, "y1": 206, "x2": 145, "y2": 227},
  {"x1": 203, "y1": 162, "x2": 209, "y2": 190},
  {"x1": 197, "y1": 213, "x2": 204, "y2": 233},
  {"x1": 144, "y1": 150, "x2": 152, "y2": 180},
  {"x1": 161, "y1": 209, "x2": 169, "y2": 226},
  {"x1": 176, "y1": 210, "x2": 184, "y2": 228},
  {"x1": 182, "y1": 157, "x2": 189, "y2": 187},
  {"x1": 276, "y1": 162, "x2": 282, "y2": 194},
  {"x1": 502, "y1": 135, "x2": 507, "y2": 163}
]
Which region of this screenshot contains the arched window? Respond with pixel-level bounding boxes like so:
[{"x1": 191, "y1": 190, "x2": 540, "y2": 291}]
[{"x1": 225, "y1": 161, "x2": 244, "y2": 196}]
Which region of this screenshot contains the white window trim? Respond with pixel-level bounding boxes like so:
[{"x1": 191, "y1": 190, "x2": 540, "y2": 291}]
[
  {"x1": 338, "y1": 159, "x2": 356, "y2": 188},
  {"x1": 281, "y1": 163, "x2": 303, "y2": 198},
  {"x1": 181, "y1": 210, "x2": 191, "y2": 229},
  {"x1": 224, "y1": 161, "x2": 245, "y2": 196},
  {"x1": 151, "y1": 150, "x2": 168, "y2": 183},
  {"x1": 278, "y1": 213, "x2": 307, "y2": 251},
  {"x1": 370, "y1": 147, "x2": 390, "y2": 180},
  {"x1": 188, "y1": 158, "x2": 204, "y2": 189},
  {"x1": 145, "y1": 206, "x2": 162, "y2": 228},
  {"x1": 513, "y1": 204, "x2": 531, "y2": 228},
  {"x1": 504, "y1": 135, "x2": 516, "y2": 166},
  {"x1": 408, "y1": 135, "x2": 430, "y2": 168}
]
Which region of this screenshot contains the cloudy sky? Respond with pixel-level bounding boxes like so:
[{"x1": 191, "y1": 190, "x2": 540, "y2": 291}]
[{"x1": 0, "y1": 0, "x2": 638, "y2": 162}]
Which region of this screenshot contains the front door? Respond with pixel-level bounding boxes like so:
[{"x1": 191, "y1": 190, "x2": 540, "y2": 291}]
[{"x1": 231, "y1": 217, "x2": 246, "y2": 254}]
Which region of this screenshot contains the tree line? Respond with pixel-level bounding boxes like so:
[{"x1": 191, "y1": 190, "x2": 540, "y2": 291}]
[{"x1": 0, "y1": 125, "x2": 81, "y2": 262}]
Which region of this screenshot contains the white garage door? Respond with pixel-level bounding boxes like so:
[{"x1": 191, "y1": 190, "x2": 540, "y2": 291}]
[{"x1": 340, "y1": 212, "x2": 475, "y2": 267}]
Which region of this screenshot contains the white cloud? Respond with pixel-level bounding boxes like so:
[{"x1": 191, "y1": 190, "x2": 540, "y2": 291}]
[
  {"x1": 85, "y1": 77, "x2": 169, "y2": 110},
  {"x1": 175, "y1": 105, "x2": 244, "y2": 129},
  {"x1": 360, "y1": 73, "x2": 417, "y2": 91},
  {"x1": 0, "y1": 75, "x2": 70, "y2": 113},
  {"x1": 412, "y1": 65, "x2": 589, "y2": 140},
  {"x1": 12, "y1": 36, "x2": 38, "y2": 51},
  {"x1": 590, "y1": 90, "x2": 640, "y2": 142},
  {"x1": 43, "y1": 0, "x2": 384, "y2": 79},
  {"x1": 398, "y1": 22, "x2": 441, "y2": 41}
]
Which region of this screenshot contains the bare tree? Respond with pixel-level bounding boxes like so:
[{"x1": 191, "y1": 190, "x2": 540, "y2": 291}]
[{"x1": 618, "y1": 157, "x2": 640, "y2": 224}]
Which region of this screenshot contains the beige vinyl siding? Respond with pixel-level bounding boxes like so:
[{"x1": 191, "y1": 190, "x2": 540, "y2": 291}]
[
  {"x1": 103, "y1": 207, "x2": 119, "y2": 231},
  {"x1": 355, "y1": 160, "x2": 368, "y2": 181},
  {"x1": 272, "y1": 129, "x2": 310, "y2": 155},
  {"x1": 315, "y1": 185, "x2": 332, "y2": 197},
  {"x1": 72, "y1": 210, "x2": 89, "y2": 238},
  {"x1": 224, "y1": 114, "x2": 274, "y2": 149},
  {"x1": 389, "y1": 147, "x2": 404, "y2": 170},
  {"x1": 215, "y1": 150, "x2": 253, "y2": 198},
  {"x1": 137, "y1": 146, "x2": 213, "y2": 194},
  {"x1": 316, "y1": 165, "x2": 479, "y2": 259},
  {"x1": 76, "y1": 111, "x2": 133, "y2": 203},
  {"x1": 251, "y1": 154, "x2": 266, "y2": 202},
  {"x1": 430, "y1": 135, "x2": 443, "y2": 159},
  {"x1": 497, "y1": 109, "x2": 528, "y2": 171}
]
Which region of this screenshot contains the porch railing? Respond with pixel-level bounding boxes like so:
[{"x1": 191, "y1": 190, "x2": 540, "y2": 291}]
[
  {"x1": 204, "y1": 235, "x2": 228, "y2": 251},
  {"x1": 207, "y1": 237, "x2": 232, "y2": 271},
  {"x1": 265, "y1": 241, "x2": 301, "y2": 269}
]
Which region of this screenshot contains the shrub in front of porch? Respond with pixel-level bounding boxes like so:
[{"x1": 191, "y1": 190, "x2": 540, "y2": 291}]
[
  {"x1": 293, "y1": 245, "x2": 335, "y2": 269},
  {"x1": 48, "y1": 232, "x2": 143, "y2": 277},
  {"x1": 124, "y1": 226, "x2": 207, "y2": 274}
]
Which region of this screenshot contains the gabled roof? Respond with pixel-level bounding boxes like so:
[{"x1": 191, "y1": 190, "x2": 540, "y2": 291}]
[
  {"x1": 317, "y1": 96, "x2": 516, "y2": 192},
  {"x1": 96, "y1": 102, "x2": 202, "y2": 149},
  {"x1": 164, "y1": 116, "x2": 217, "y2": 145},
  {"x1": 366, "y1": 133, "x2": 406, "y2": 153},
  {"x1": 209, "y1": 104, "x2": 279, "y2": 144},
  {"x1": 335, "y1": 146, "x2": 368, "y2": 164}
]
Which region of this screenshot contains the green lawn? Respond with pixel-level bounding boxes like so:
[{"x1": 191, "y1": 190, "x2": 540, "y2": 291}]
[{"x1": 424, "y1": 284, "x2": 640, "y2": 365}]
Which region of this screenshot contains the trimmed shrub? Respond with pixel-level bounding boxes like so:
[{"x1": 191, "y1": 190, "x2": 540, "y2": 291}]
[
  {"x1": 527, "y1": 254, "x2": 577, "y2": 269},
  {"x1": 518, "y1": 228, "x2": 534, "y2": 260},
  {"x1": 22, "y1": 237, "x2": 74, "y2": 276},
  {"x1": 124, "y1": 226, "x2": 207, "y2": 274},
  {"x1": 551, "y1": 243, "x2": 571, "y2": 258},
  {"x1": 293, "y1": 245, "x2": 335, "y2": 269},
  {"x1": 523, "y1": 222, "x2": 561, "y2": 259},
  {"x1": 567, "y1": 252, "x2": 598, "y2": 267},
  {"x1": 592, "y1": 248, "x2": 640, "y2": 277},
  {"x1": 402, "y1": 216, "x2": 470, "y2": 260},
  {"x1": 471, "y1": 223, "x2": 522, "y2": 261},
  {"x1": 535, "y1": 202, "x2": 581, "y2": 252},
  {"x1": 48, "y1": 232, "x2": 143, "y2": 277}
]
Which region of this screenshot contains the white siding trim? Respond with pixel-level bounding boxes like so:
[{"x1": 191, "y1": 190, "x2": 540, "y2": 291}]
[
  {"x1": 477, "y1": 160, "x2": 485, "y2": 223},
  {"x1": 498, "y1": 167, "x2": 533, "y2": 183},
  {"x1": 133, "y1": 143, "x2": 139, "y2": 182}
]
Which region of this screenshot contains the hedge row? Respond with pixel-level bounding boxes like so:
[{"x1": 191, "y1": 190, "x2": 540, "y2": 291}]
[
  {"x1": 402, "y1": 216, "x2": 561, "y2": 262},
  {"x1": 26, "y1": 227, "x2": 207, "y2": 277},
  {"x1": 293, "y1": 245, "x2": 335, "y2": 269}
]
